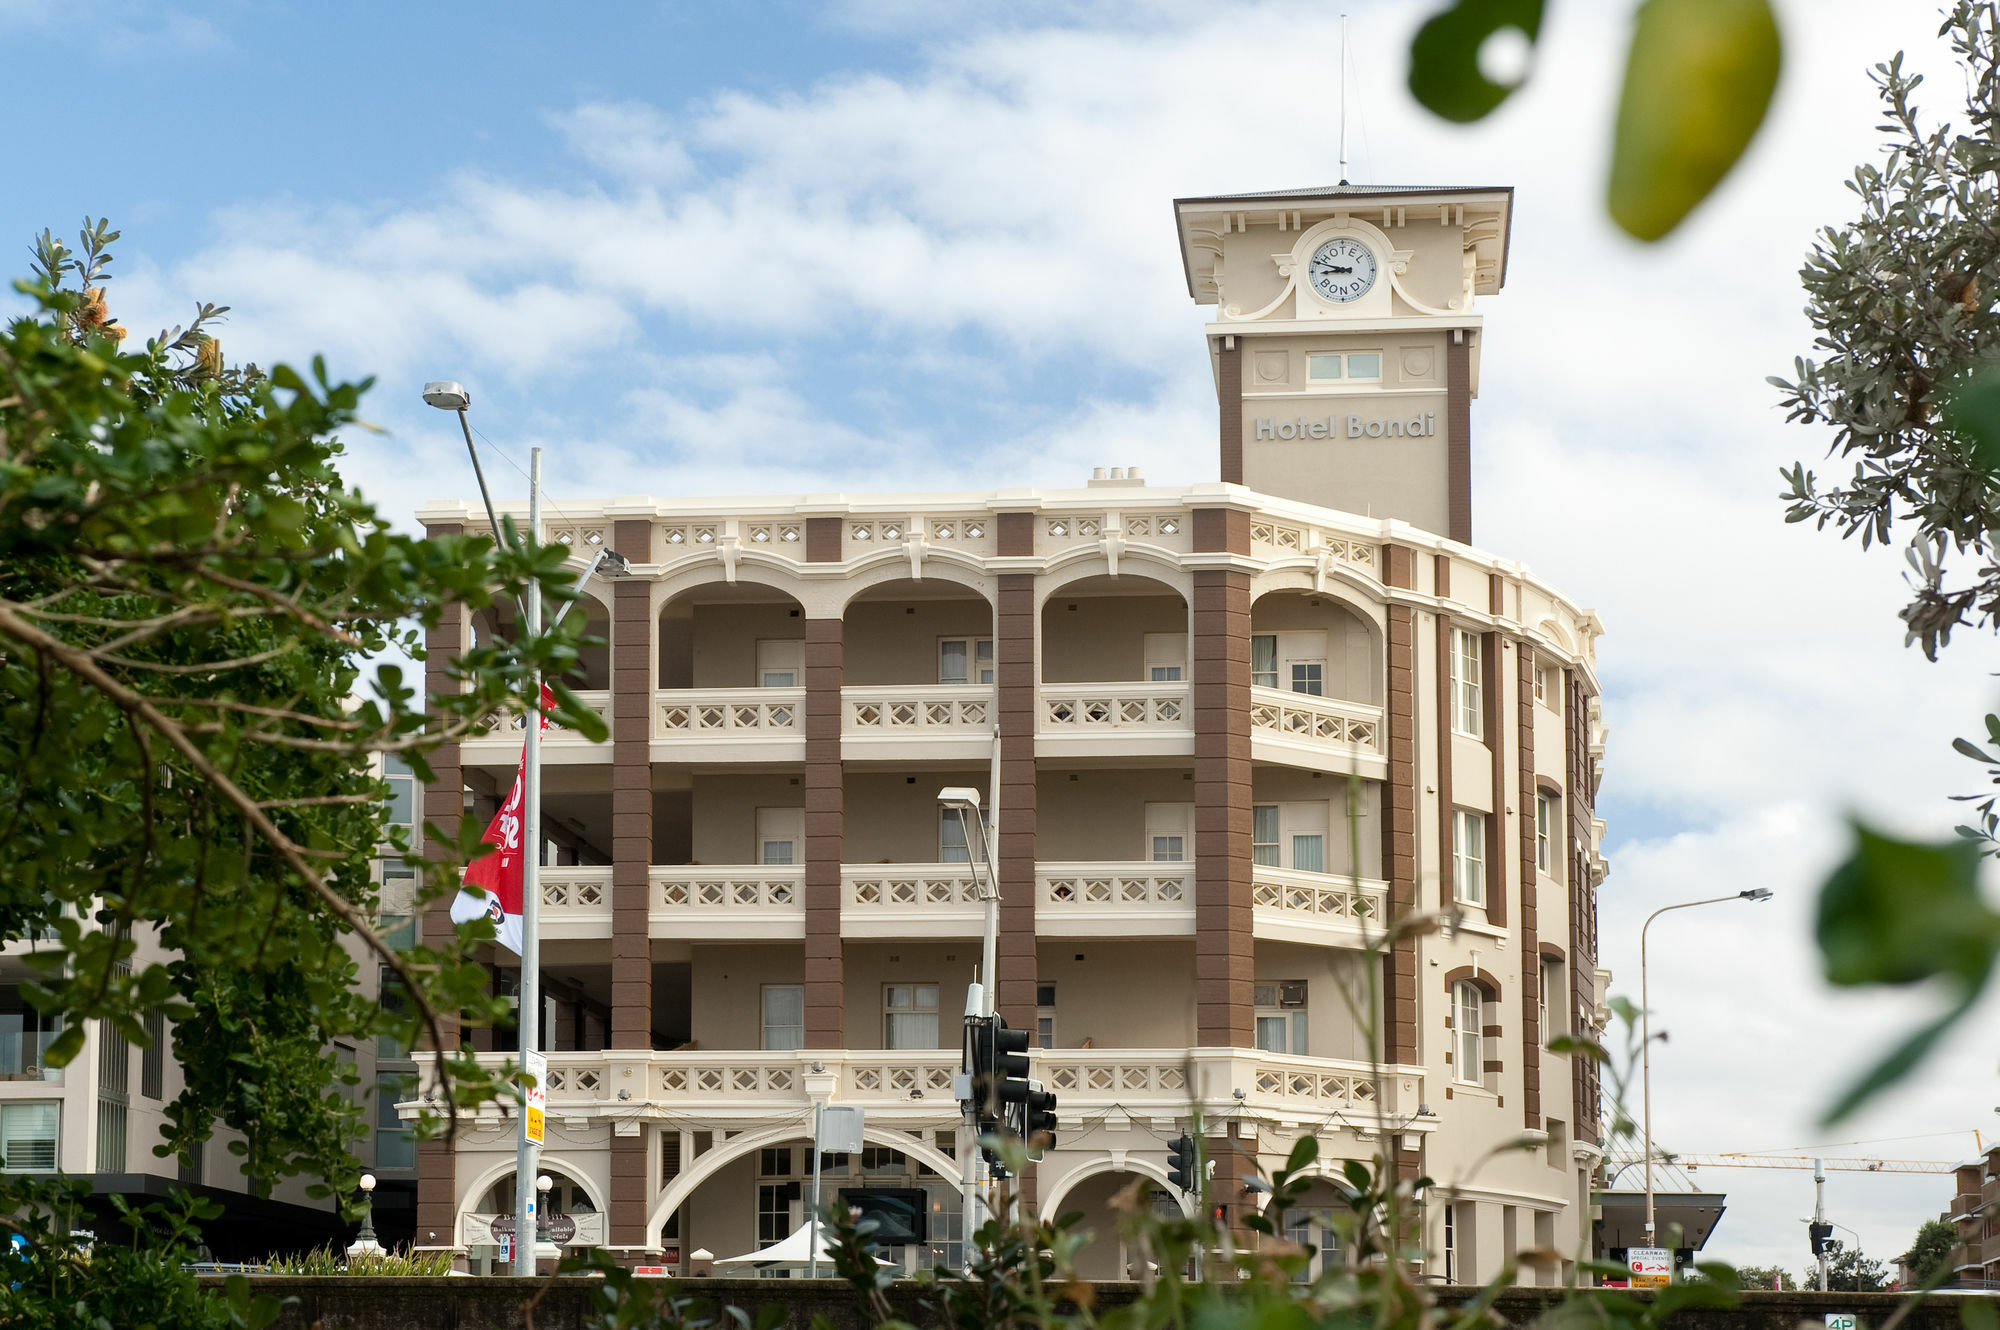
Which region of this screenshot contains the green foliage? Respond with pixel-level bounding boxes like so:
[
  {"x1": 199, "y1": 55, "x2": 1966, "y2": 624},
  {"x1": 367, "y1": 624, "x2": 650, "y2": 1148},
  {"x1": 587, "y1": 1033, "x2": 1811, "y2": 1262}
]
[
  {"x1": 1907, "y1": 1217, "x2": 1959, "y2": 1287},
  {"x1": 1407, "y1": 0, "x2": 1545, "y2": 124},
  {"x1": 1729, "y1": 1264, "x2": 1795, "y2": 1291},
  {"x1": 1773, "y1": 3, "x2": 2000, "y2": 658},
  {"x1": 1814, "y1": 822, "x2": 2000, "y2": 1122},
  {"x1": 1607, "y1": 0, "x2": 1781, "y2": 241},
  {"x1": 1815, "y1": 1240, "x2": 1891, "y2": 1293},
  {"x1": 263, "y1": 1243, "x2": 457, "y2": 1276},
  {"x1": 1406, "y1": 0, "x2": 1779, "y2": 241},
  {"x1": 0, "y1": 225, "x2": 606, "y2": 1208},
  {"x1": 0, "y1": 1177, "x2": 286, "y2": 1328}
]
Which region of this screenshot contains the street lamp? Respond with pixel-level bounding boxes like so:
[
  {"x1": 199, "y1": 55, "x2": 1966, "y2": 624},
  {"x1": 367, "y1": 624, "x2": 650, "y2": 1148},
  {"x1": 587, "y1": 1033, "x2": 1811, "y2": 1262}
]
[
  {"x1": 1641, "y1": 888, "x2": 1772, "y2": 1250},
  {"x1": 345, "y1": 1172, "x2": 383, "y2": 1258},
  {"x1": 938, "y1": 784, "x2": 1000, "y2": 1275}
]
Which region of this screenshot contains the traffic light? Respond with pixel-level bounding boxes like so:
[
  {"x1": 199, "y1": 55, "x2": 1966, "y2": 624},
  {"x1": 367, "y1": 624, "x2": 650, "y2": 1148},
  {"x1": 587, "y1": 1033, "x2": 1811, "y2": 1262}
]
[
  {"x1": 989, "y1": 1019, "x2": 1032, "y2": 1116},
  {"x1": 1808, "y1": 1222, "x2": 1833, "y2": 1257},
  {"x1": 1166, "y1": 1133, "x2": 1196, "y2": 1193},
  {"x1": 1021, "y1": 1082, "x2": 1058, "y2": 1157}
]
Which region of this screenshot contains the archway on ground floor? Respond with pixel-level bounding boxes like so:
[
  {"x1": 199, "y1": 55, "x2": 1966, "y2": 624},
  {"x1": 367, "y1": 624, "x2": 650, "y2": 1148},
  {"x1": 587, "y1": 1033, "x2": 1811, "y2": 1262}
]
[
  {"x1": 1042, "y1": 1163, "x2": 1191, "y2": 1281},
  {"x1": 646, "y1": 1121, "x2": 962, "y2": 1258},
  {"x1": 459, "y1": 1158, "x2": 606, "y2": 1259}
]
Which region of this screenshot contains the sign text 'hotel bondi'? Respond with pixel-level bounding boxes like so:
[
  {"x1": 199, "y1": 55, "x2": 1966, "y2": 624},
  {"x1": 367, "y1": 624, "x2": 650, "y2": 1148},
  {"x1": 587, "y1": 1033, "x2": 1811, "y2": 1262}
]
[{"x1": 1253, "y1": 411, "x2": 1438, "y2": 441}]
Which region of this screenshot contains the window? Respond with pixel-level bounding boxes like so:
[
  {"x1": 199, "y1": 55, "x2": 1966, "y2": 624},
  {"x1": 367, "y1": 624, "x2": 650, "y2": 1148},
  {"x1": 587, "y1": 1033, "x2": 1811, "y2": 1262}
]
[
  {"x1": 98, "y1": 1006, "x2": 129, "y2": 1172},
  {"x1": 0, "y1": 988, "x2": 61, "y2": 1082},
  {"x1": 1253, "y1": 982, "x2": 1308, "y2": 1055},
  {"x1": 939, "y1": 808, "x2": 971, "y2": 864},
  {"x1": 1036, "y1": 983, "x2": 1056, "y2": 1049},
  {"x1": 376, "y1": 1073, "x2": 416, "y2": 1169},
  {"x1": 1143, "y1": 633, "x2": 1187, "y2": 682},
  {"x1": 1452, "y1": 809, "x2": 1486, "y2": 906},
  {"x1": 378, "y1": 966, "x2": 412, "y2": 1060},
  {"x1": 1251, "y1": 634, "x2": 1278, "y2": 689},
  {"x1": 1451, "y1": 629, "x2": 1483, "y2": 737},
  {"x1": 939, "y1": 637, "x2": 994, "y2": 686},
  {"x1": 861, "y1": 1146, "x2": 906, "y2": 1173},
  {"x1": 0, "y1": 1102, "x2": 58, "y2": 1172},
  {"x1": 1540, "y1": 960, "x2": 1565, "y2": 1045},
  {"x1": 1535, "y1": 794, "x2": 1555, "y2": 874},
  {"x1": 1453, "y1": 982, "x2": 1483, "y2": 1085},
  {"x1": 755, "y1": 807, "x2": 802, "y2": 866},
  {"x1": 141, "y1": 1010, "x2": 163, "y2": 1100},
  {"x1": 1282, "y1": 1206, "x2": 1339, "y2": 1280},
  {"x1": 383, "y1": 753, "x2": 417, "y2": 827},
  {"x1": 757, "y1": 1180, "x2": 800, "y2": 1248},
  {"x1": 1144, "y1": 803, "x2": 1192, "y2": 863},
  {"x1": 1536, "y1": 663, "x2": 1562, "y2": 713},
  {"x1": 883, "y1": 984, "x2": 938, "y2": 1049},
  {"x1": 1545, "y1": 1118, "x2": 1568, "y2": 1170},
  {"x1": 1443, "y1": 1202, "x2": 1456, "y2": 1282},
  {"x1": 760, "y1": 1147, "x2": 793, "y2": 1177},
  {"x1": 762, "y1": 985, "x2": 804, "y2": 1051},
  {"x1": 1306, "y1": 351, "x2": 1383, "y2": 382},
  {"x1": 755, "y1": 638, "x2": 803, "y2": 689},
  {"x1": 1254, "y1": 804, "x2": 1328, "y2": 874}
]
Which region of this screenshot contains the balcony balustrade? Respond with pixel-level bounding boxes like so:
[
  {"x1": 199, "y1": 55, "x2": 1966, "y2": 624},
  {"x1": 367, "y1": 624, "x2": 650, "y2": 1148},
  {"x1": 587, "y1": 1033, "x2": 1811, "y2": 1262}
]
[
  {"x1": 1036, "y1": 861, "x2": 1193, "y2": 935},
  {"x1": 841, "y1": 865, "x2": 983, "y2": 938},
  {"x1": 649, "y1": 866, "x2": 806, "y2": 939},
  {"x1": 1250, "y1": 866, "x2": 1387, "y2": 946},
  {"x1": 1036, "y1": 682, "x2": 1193, "y2": 757},
  {"x1": 842, "y1": 685, "x2": 994, "y2": 760},
  {"x1": 541, "y1": 865, "x2": 614, "y2": 940},
  {"x1": 1248, "y1": 686, "x2": 1385, "y2": 773},
  {"x1": 462, "y1": 689, "x2": 613, "y2": 764},
  {"x1": 452, "y1": 1048, "x2": 1420, "y2": 1123},
  {"x1": 650, "y1": 687, "x2": 805, "y2": 760}
]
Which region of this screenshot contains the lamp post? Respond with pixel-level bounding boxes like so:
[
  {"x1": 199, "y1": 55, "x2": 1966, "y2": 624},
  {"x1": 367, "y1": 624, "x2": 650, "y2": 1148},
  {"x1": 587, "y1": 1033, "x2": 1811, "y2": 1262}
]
[
  {"x1": 346, "y1": 1172, "x2": 382, "y2": 1258},
  {"x1": 1641, "y1": 888, "x2": 1772, "y2": 1251},
  {"x1": 938, "y1": 784, "x2": 1001, "y2": 1273}
]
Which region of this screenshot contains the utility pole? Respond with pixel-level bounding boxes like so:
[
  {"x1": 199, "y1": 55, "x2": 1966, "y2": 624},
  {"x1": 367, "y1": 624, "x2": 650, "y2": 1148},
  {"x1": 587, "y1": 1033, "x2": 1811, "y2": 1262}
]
[
  {"x1": 514, "y1": 447, "x2": 544, "y2": 1275},
  {"x1": 1814, "y1": 1158, "x2": 1829, "y2": 1292}
]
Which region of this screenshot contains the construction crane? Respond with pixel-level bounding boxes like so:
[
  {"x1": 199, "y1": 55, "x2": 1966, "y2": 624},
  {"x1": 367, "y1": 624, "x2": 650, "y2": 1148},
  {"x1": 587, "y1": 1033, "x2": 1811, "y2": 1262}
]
[{"x1": 1609, "y1": 1153, "x2": 1957, "y2": 1177}]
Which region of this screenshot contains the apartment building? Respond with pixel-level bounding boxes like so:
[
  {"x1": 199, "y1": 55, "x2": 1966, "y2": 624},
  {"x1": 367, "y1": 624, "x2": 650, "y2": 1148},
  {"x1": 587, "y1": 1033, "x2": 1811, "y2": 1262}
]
[
  {"x1": 0, "y1": 757, "x2": 420, "y2": 1258},
  {"x1": 1944, "y1": 1145, "x2": 2000, "y2": 1288},
  {"x1": 409, "y1": 183, "x2": 1611, "y2": 1282}
]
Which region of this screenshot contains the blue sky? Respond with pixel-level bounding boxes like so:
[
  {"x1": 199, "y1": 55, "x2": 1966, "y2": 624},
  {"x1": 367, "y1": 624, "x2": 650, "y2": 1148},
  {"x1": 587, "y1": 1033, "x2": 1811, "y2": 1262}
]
[{"x1": 7, "y1": 0, "x2": 1998, "y2": 1272}]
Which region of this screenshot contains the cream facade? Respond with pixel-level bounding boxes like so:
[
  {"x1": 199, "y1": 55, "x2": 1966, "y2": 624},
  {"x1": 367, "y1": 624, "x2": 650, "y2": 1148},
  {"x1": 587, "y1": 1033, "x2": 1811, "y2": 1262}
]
[{"x1": 410, "y1": 184, "x2": 1611, "y2": 1284}]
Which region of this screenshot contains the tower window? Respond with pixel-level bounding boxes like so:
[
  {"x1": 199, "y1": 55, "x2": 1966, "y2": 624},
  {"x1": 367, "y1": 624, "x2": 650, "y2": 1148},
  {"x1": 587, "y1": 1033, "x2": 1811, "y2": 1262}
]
[{"x1": 1305, "y1": 352, "x2": 1383, "y2": 383}]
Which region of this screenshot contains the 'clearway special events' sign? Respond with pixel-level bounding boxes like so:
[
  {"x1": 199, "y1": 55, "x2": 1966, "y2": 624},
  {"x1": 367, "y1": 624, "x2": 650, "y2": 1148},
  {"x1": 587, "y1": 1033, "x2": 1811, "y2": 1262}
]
[
  {"x1": 1626, "y1": 1246, "x2": 1671, "y2": 1288},
  {"x1": 1253, "y1": 412, "x2": 1439, "y2": 441}
]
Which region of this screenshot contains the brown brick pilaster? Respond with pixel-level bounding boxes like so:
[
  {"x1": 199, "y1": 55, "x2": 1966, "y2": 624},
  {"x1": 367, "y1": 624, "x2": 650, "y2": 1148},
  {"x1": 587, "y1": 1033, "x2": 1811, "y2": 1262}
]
[
  {"x1": 611, "y1": 520, "x2": 654, "y2": 1050},
  {"x1": 1517, "y1": 646, "x2": 1541, "y2": 1129},
  {"x1": 1565, "y1": 670, "x2": 1600, "y2": 1144},
  {"x1": 1218, "y1": 340, "x2": 1244, "y2": 485},
  {"x1": 994, "y1": 529, "x2": 1037, "y2": 1029},
  {"x1": 1381, "y1": 546, "x2": 1418, "y2": 1067},
  {"x1": 417, "y1": 522, "x2": 464, "y2": 1246},
  {"x1": 804, "y1": 618, "x2": 845, "y2": 1047},
  {"x1": 609, "y1": 1130, "x2": 653, "y2": 1252},
  {"x1": 1192, "y1": 507, "x2": 1251, "y2": 1046},
  {"x1": 1446, "y1": 332, "x2": 1473, "y2": 544}
]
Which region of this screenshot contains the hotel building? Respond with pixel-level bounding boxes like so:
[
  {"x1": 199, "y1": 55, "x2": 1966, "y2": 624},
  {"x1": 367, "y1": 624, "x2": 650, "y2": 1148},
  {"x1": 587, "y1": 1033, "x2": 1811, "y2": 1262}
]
[{"x1": 410, "y1": 183, "x2": 1611, "y2": 1282}]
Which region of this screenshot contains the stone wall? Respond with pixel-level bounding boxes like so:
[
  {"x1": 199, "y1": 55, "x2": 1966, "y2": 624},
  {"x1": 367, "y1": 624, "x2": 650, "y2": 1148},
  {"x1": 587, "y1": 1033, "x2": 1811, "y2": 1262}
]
[{"x1": 206, "y1": 1277, "x2": 1978, "y2": 1330}]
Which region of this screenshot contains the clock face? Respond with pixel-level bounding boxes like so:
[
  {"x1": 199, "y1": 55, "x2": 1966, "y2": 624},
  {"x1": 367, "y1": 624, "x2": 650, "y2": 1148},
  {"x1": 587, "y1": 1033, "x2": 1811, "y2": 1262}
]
[{"x1": 1306, "y1": 237, "x2": 1378, "y2": 304}]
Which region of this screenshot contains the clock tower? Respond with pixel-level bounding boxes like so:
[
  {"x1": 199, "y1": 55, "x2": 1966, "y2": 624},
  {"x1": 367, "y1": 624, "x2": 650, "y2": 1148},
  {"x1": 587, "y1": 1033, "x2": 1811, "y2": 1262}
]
[{"x1": 1173, "y1": 185, "x2": 1514, "y2": 542}]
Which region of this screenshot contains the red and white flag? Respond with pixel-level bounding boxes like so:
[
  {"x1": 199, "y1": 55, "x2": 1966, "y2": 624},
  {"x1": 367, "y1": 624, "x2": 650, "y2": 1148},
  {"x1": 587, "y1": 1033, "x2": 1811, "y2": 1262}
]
[{"x1": 449, "y1": 686, "x2": 555, "y2": 955}]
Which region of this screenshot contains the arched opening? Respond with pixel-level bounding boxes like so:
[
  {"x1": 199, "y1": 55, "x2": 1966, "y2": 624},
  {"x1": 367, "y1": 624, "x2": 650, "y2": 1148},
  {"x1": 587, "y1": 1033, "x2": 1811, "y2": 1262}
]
[
  {"x1": 1269, "y1": 1177, "x2": 1353, "y2": 1281},
  {"x1": 1040, "y1": 575, "x2": 1188, "y2": 684},
  {"x1": 464, "y1": 1166, "x2": 603, "y2": 1271},
  {"x1": 469, "y1": 591, "x2": 612, "y2": 693},
  {"x1": 1248, "y1": 590, "x2": 1380, "y2": 705},
  {"x1": 1052, "y1": 1169, "x2": 1188, "y2": 1280},
  {"x1": 840, "y1": 578, "x2": 993, "y2": 687},
  {"x1": 656, "y1": 581, "x2": 806, "y2": 690}
]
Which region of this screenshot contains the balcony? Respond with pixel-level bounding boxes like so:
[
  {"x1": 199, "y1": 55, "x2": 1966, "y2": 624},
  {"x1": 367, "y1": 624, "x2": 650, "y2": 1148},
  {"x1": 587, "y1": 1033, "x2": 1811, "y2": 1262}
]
[
  {"x1": 842, "y1": 685, "x2": 994, "y2": 762},
  {"x1": 541, "y1": 866, "x2": 614, "y2": 940},
  {"x1": 649, "y1": 865, "x2": 805, "y2": 939},
  {"x1": 650, "y1": 688, "x2": 805, "y2": 762},
  {"x1": 1036, "y1": 861, "x2": 1193, "y2": 936},
  {"x1": 1036, "y1": 683, "x2": 1194, "y2": 758},
  {"x1": 461, "y1": 689, "x2": 613, "y2": 766},
  {"x1": 841, "y1": 865, "x2": 983, "y2": 938},
  {"x1": 1251, "y1": 865, "x2": 1387, "y2": 947},
  {"x1": 451, "y1": 1048, "x2": 1422, "y2": 1127},
  {"x1": 1248, "y1": 686, "x2": 1386, "y2": 776}
]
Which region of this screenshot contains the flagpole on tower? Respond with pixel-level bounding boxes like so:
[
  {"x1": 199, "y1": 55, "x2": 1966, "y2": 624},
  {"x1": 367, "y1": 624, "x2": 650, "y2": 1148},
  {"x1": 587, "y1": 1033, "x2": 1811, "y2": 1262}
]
[
  {"x1": 1339, "y1": 13, "x2": 1350, "y2": 185},
  {"x1": 514, "y1": 447, "x2": 544, "y2": 1275}
]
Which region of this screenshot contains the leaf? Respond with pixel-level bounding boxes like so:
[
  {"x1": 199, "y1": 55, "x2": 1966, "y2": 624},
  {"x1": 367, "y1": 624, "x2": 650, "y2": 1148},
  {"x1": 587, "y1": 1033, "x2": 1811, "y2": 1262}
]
[
  {"x1": 1963, "y1": 1294, "x2": 2000, "y2": 1330},
  {"x1": 1821, "y1": 987, "x2": 1981, "y2": 1125},
  {"x1": 1941, "y1": 367, "x2": 2000, "y2": 471},
  {"x1": 1408, "y1": 0, "x2": 1545, "y2": 123},
  {"x1": 1817, "y1": 821, "x2": 1999, "y2": 988},
  {"x1": 1955, "y1": 736, "x2": 2000, "y2": 765},
  {"x1": 1607, "y1": 0, "x2": 1781, "y2": 240},
  {"x1": 1285, "y1": 1134, "x2": 1318, "y2": 1176}
]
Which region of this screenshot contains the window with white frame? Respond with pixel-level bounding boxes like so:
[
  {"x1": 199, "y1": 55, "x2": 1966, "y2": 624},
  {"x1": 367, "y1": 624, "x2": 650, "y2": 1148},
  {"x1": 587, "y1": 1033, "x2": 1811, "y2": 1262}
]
[
  {"x1": 1252, "y1": 804, "x2": 1327, "y2": 874},
  {"x1": 1253, "y1": 982, "x2": 1309, "y2": 1055},
  {"x1": 1252, "y1": 634, "x2": 1278, "y2": 689},
  {"x1": 1539, "y1": 959, "x2": 1565, "y2": 1046},
  {"x1": 1144, "y1": 803, "x2": 1192, "y2": 862},
  {"x1": 1143, "y1": 633, "x2": 1187, "y2": 682},
  {"x1": 1305, "y1": 351, "x2": 1383, "y2": 383},
  {"x1": 383, "y1": 753, "x2": 416, "y2": 828},
  {"x1": 1451, "y1": 629, "x2": 1483, "y2": 737},
  {"x1": 1281, "y1": 1206, "x2": 1340, "y2": 1281},
  {"x1": 1451, "y1": 809, "x2": 1486, "y2": 906},
  {"x1": 0, "y1": 1102, "x2": 58, "y2": 1172},
  {"x1": 939, "y1": 637, "x2": 994, "y2": 685},
  {"x1": 755, "y1": 807, "x2": 802, "y2": 866},
  {"x1": 883, "y1": 984, "x2": 939, "y2": 1049},
  {"x1": 939, "y1": 808, "x2": 972, "y2": 864},
  {"x1": 762, "y1": 984, "x2": 804, "y2": 1051},
  {"x1": 1452, "y1": 982, "x2": 1483, "y2": 1085},
  {"x1": 1536, "y1": 663, "x2": 1562, "y2": 713},
  {"x1": 1535, "y1": 793, "x2": 1555, "y2": 874},
  {"x1": 1036, "y1": 983, "x2": 1056, "y2": 1049},
  {"x1": 1251, "y1": 632, "x2": 1327, "y2": 695},
  {"x1": 755, "y1": 638, "x2": 803, "y2": 689}
]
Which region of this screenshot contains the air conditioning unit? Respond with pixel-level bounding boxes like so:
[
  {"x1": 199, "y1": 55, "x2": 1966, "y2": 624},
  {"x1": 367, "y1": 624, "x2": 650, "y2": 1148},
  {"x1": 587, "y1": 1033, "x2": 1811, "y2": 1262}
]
[{"x1": 1278, "y1": 983, "x2": 1307, "y2": 1008}]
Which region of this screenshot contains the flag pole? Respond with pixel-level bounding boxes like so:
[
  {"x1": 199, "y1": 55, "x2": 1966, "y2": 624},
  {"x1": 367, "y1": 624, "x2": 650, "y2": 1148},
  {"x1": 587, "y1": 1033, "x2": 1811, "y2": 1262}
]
[{"x1": 514, "y1": 447, "x2": 544, "y2": 1274}]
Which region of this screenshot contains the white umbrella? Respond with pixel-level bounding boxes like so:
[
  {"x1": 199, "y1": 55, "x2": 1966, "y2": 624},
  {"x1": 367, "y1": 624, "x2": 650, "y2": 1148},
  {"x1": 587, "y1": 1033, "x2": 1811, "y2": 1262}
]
[{"x1": 710, "y1": 1222, "x2": 890, "y2": 1270}]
